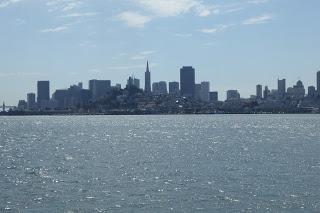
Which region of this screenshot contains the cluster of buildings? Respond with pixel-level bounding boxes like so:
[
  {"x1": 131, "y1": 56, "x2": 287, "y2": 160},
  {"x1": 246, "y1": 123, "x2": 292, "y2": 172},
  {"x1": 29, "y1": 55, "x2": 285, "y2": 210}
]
[
  {"x1": 252, "y1": 78, "x2": 316, "y2": 101},
  {"x1": 3, "y1": 61, "x2": 320, "y2": 113},
  {"x1": 12, "y1": 62, "x2": 219, "y2": 111}
]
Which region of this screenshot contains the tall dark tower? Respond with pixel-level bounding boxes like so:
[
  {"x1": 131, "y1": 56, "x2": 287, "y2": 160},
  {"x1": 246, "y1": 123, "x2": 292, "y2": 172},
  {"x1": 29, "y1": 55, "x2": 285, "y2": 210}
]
[
  {"x1": 317, "y1": 71, "x2": 320, "y2": 93},
  {"x1": 37, "y1": 81, "x2": 50, "y2": 107},
  {"x1": 144, "y1": 61, "x2": 151, "y2": 93},
  {"x1": 180, "y1": 66, "x2": 195, "y2": 97}
]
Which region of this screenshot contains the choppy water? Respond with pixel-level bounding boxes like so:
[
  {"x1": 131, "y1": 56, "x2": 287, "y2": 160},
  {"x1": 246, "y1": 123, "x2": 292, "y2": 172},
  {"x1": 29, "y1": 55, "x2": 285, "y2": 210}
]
[{"x1": 1, "y1": 115, "x2": 320, "y2": 212}]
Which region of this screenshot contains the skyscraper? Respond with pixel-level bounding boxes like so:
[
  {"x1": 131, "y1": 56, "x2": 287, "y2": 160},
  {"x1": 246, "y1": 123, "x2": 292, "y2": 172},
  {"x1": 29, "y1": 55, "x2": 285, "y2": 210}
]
[
  {"x1": 209, "y1": 92, "x2": 218, "y2": 102},
  {"x1": 37, "y1": 81, "x2": 50, "y2": 108},
  {"x1": 287, "y1": 80, "x2": 305, "y2": 99},
  {"x1": 169, "y1": 82, "x2": 179, "y2": 95},
  {"x1": 200, "y1": 81, "x2": 210, "y2": 102},
  {"x1": 27, "y1": 93, "x2": 36, "y2": 110},
  {"x1": 278, "y1": 79, "x2": 286, "y2": 98},
  {"x1": 263, "y1": 86, "x2": 270, "y2": 99},
  {"x1": 180, "y1": 66, "x2": 195, "y2": 97},
  {"x1": 195, "y1": 84, "x2": 201, "y2": 100},
  {"x1": 227, "y1": 90, "x2": 240, "y2": 101},
  {"x1": 145, "y1": 61, "x2": 151, "y2": 93},
  {"x1": 152, "y1": 81, "x2": 167, "y2": 95},
  {"x1": 308, "y1": 86, "x2": 316, "y2": 97},
  {"x1": 317, "y1": 71, "x2": 320, "y2": 93},
  {"x1": 134, "y1": 78, "x2": 140, "y2": 89},
  {"x1": 89, "y1": 80, "x2": 111, "y2": 101},
  {"x1": 256, "y1": 84, "x2": 263, "y2": 99}
]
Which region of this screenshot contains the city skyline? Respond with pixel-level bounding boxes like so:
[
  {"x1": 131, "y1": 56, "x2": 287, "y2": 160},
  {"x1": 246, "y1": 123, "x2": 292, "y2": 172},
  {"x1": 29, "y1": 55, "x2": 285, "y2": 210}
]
[
  {"x1": 1, "y1": 62, "x2": 320, "y2": 106},
  {"x1": 1, "y1": 0, "x2": 320, "y2": 105},
  {"x1": 2, "y1": 61, "x2": 320, "y2": 109}
]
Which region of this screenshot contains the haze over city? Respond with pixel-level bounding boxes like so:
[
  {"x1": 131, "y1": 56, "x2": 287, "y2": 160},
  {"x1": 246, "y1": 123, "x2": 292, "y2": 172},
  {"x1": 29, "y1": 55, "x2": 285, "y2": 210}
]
[{"x1": 1, "y1": 0, "x2": 320, "y2": 105}]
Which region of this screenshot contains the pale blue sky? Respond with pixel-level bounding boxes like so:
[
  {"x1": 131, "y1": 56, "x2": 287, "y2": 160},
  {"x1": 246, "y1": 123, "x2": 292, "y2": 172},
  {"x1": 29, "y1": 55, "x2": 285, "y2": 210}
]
[{"x1": 1, "y1": 0, "x2": 320, "y2": 105}]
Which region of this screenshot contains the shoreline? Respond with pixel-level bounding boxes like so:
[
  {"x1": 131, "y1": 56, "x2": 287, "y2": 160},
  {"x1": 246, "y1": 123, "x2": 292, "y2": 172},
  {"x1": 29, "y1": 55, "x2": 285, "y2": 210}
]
[{"x1": 0, "y1": 111, "x2": 318, "y2": 116}]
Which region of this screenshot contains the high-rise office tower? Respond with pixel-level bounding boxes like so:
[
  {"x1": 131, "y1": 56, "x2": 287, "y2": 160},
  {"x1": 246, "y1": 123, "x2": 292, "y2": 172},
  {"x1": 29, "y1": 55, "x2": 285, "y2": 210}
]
[
  {"x1": 256, "y1": 84, "x2": 263, "y2": 99},
  {"x1": 152, "y1": 81, "x2": 167, "y2": 95},
  {"x1": 134, "y1": 78, "x2": 140, "y2": 89},
  {"x1": 317, "y1": 71, "x2": 320, "y2": 93},
  {"x1": 89, "y1": 80, "x2": 111, "y2": 101},
  {"x1": 308, "y1": 86, "x2": 316, "y2": 97},
  {"x1": 180, "y1": 66, "x2": 195, "y2": 97},
  {"x1": 209, "y1": 92, "x2": 218, "y2": 102},
  {"x1": 37, "y1": 81, "x2": 50, "y2": 108},
  {"x1": 145, "y1": 61, "x2": 151, "y2": 93},
  {"x1": 195, "y1": 84, "x2": 201, "y2": 100},
  {"x1": 200, "y1": 81, "x2": 210, "y2": 102},
  {"x1": 278, "y1": 79, "x2": 286, "y2": 98},
  {"x1": 263, "y1": 86, "x2": 270, "y2": 99},
  {"x1": 227, "y1": 90, "x2": 240, "y2": 101},
  {"x1": 169, "y1": 82, "x2": 179, "y2": 95},
  {"x1": 27, "y1": 93, "x2": 36, "y2": 110}
]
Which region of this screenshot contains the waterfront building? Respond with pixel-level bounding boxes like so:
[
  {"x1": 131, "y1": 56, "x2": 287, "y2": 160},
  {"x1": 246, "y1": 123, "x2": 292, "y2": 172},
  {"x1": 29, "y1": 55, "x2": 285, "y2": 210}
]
[
  {"x1": 195, "y1": 84, "x2": 201, "y2": 100},
  {"x1": 27, "y1": 93, "x2": 36, "y2": 110},
  {"x1": 144, "y1": 61, "x2": 151, "y2": 93},
  {"x1": 152, "y1": 81, "x2": 167, "y2": 95},
  {"x1": 256, "y1": 84, "x2": 263, "y2": 99},
  {"x1": 270, "y1": 89, "x2": 278, "y2": 99},
  {"x1": 317, "y1": 71, "x2": 320, "y2": 94},
  {"x1": 200, "y1": 82, "x2": 210, "y2": 102},
  {"x1": 263, "y1": 86, "x2": 270, "y2": 99},
  {"x1": 308, "y1": 86, "x2": 316, "y2": 98},
  {"x1": 53, "y1": 83, "x2": 90, "y2": 110},
  {"x1": 287, "y1": 80, "x2": 305, "y2": 99},
  {"x1": 37, "y1": 81, "x2": 50, "y2": 109},
  {"x1": 18, "y1": 100, "x2": 27, "y2": 110},
  {"x1": 227, "y1": 90, "x2": 240, "y2": 101},
  {"x1": 180, "y1": 66, "x2": 195, "y2": 98},
  {"x1": 209, "y1": 91, "x2": 218, "y2": 102},
  {"x1": 278, "y1": 79, "x2": 286, "y2": 99},
  {"x1": 169, "y1": 82, "x2": 179, "y2": 95},
  {"x1": 52, "y1": 89, "x2": 68, "y2": 109},
  {"x1": 89, "y1": 80, "x2": 111, "y2": 101}
]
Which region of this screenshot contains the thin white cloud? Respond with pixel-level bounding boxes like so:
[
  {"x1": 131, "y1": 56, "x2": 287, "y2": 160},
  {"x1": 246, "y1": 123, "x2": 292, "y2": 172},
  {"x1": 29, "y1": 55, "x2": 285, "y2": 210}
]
[
  {"x1": 242, "y1": 14, "x2": 273, "y2": 25},
  {"x1": 140, "y1": 50, "x2": 156, "y2": 55},
  {"x1": 62, "y1": 1, "x2": 82, "y2": 11},
  {"x1": 199, "y1": 24, "x2": 230, "y2": 34},
  {"x1": 131, "y1": 50, "x2": 156, "y2": 60},
  {"x1": 40, "y1": 26, "x2": 68, "y2": 33},
  {"x1": 131, "y1": 55, "x2": 146, "y2": 60},
  {"x1": 248, "y1": 0, "x2": 269, "y2": 5},
  {"x1": 60, "y1": 12, "x2": 99, "y2": 18},
  {"x1": 0, "y1": 0, "x2": 22, "y2": 8},
  {"x1": 118, "y1": 11, "x2": 151, "y2": 28},
  {"x1": 225, "y1": 7, "x2": 244, "y2": 13},
  {"x1": 133, "y1": 0, "x2": 214, "y2": 17},
  {"x1": 46, "y1": 0, "x2": 83, "y2": 12}
]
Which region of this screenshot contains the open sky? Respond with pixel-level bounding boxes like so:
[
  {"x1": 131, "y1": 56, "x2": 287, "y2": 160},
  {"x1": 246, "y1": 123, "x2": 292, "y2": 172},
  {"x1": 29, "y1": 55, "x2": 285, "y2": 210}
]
[{"x1": 1, "y1": 0, "x2": 320, "y2": 105}]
